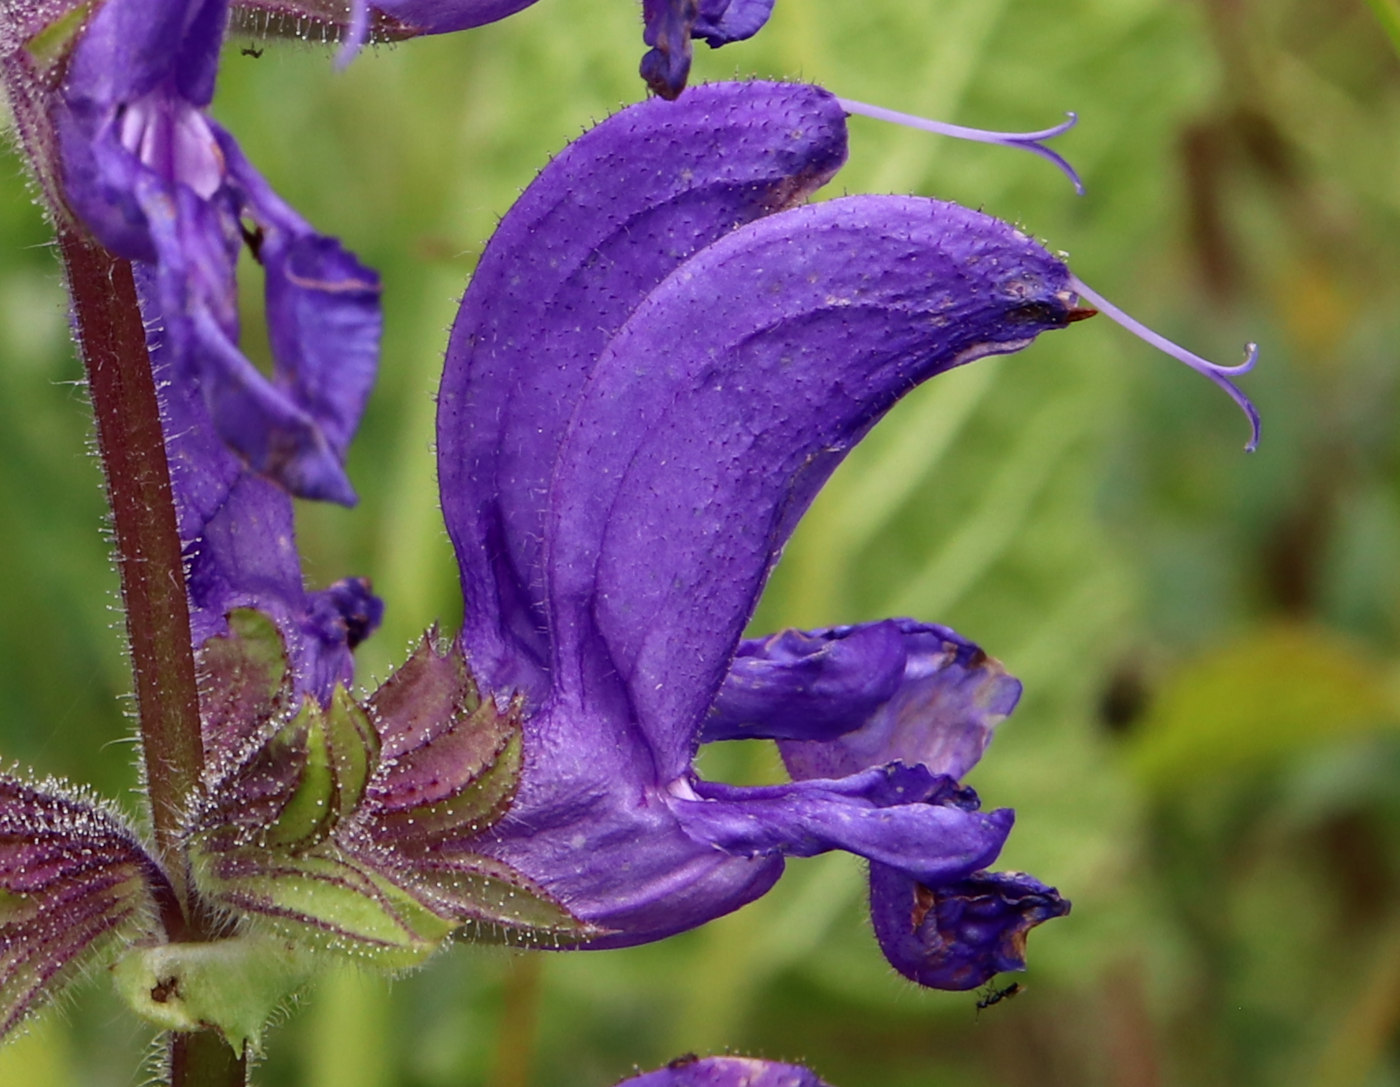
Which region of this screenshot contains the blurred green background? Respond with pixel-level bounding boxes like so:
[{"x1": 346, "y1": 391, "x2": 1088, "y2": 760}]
[{"x1": 3, "y1": 0, "x2": 1400, "y2": 1084}]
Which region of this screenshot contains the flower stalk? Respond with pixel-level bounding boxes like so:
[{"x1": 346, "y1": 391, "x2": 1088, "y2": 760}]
[
  {"x1": 58, "y1": 227, "x2": 202, "y2": 918},
  {"x1": 57, "y1": 225, "x2": 246, "y2": 1085}
]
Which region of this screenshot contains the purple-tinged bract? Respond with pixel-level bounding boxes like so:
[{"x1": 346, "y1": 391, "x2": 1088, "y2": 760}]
[
  {"x1": 0, "y1": 773, "x2": 167, "y2": 1039},
  {"x1": 435, "y1": 81, "x2": 1071, "y2": 984}
]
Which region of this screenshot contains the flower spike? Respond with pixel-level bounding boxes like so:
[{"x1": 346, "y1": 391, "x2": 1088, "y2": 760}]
[
  {"x1": 836, "y1": 98, "x2": 1084, "y2": 194},
  {"x1": 1068, "y1": 276, "x2": 1261, "y2": 451}
]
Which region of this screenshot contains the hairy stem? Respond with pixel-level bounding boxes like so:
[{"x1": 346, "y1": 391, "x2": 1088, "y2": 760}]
[
  {"x1": 169, "y1": 1030, "x2": 248, "y2": 1087},
  {"x1": 60, "y1": 227, "x2": 247, "y2": 1086},
  {"x1": 59, "y1": 228, "x2": 203, "y2": 920}
]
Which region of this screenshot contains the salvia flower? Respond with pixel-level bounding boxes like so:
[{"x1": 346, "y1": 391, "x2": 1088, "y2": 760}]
[
  {"x1": 434, "y1": 79, "x2": 1089, "y2": 985},
  {"x1": 617, "y1": 1056, "x2": 834, "y2": 1087},
  {"x1": 435, "y1": 78, "x2": 1257, "y2": 984},
  {"x1": 17, "y1": 0, "x2": 382, "y2": 503}
]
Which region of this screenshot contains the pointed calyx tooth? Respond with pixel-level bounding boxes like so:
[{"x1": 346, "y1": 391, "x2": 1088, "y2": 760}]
[
  {"x1": 365, "y1": 629, "x2": 480, "y2": 760},
  {"x1": 365, "y1": 637, "x2": 522, "y2": 844},
  {"x1": 196, "y1": 608, "x2": 294, "y2": 756}
]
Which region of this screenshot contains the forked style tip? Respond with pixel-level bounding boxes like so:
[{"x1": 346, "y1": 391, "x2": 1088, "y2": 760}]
[
  {"x1": 1068, "y1": 276, "x2": 1260, "y2": 452},
  {"x1": 836, "y1": 97, "x2": 1085, "y2": 194}
]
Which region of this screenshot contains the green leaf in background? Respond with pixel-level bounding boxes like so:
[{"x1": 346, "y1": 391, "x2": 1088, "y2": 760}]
[{"x1": 1130, "y1": 622, "x2": 1400, "y2": 790}]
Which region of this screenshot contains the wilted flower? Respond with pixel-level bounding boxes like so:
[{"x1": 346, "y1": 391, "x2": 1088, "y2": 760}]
[
  {"x1": 433, "y1": 79, "x2": 1090, "y2": 984},
  {"x1": 156, "y1": 288, "x2": 383, "y2": 702},
  {"x1": 5, "y1": 0, "x2": 382, "y2": 503}
]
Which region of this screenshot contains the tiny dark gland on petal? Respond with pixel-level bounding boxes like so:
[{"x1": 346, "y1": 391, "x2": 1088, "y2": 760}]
[
  {"x1": 667, "y1": 1054, "x2": 700, "y2": 1070},
  {"x1": 911, "y1": 882, "x2": 937, "y2": 928}
]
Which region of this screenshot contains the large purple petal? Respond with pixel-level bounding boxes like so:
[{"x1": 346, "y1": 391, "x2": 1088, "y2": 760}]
[
  {"x1": 618, "y1": 1056, "x2": 834, "y2": 1087},
  {"x1": 437, "y1": 82, "x2": 847, "y2": 700},
  {"x1": 546, "y1": 197, "x2": 1076, "y2": 778},
  {"x1": 673, "y1": 768, "x2": 1011, "y2": 883},
  {"x1": 869, "y1": 865, "x2": 1070, "y2": 990}
]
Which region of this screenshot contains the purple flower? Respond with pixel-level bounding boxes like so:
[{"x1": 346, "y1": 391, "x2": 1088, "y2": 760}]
[
  {"x1": 434, "y1": 80, "x2": 1077, "y2": 985},
  {"x1": 617, "y1": 1056, "x2": 834, "y2": 1087},
  {"x1": 52, "y1": 0, "x2": 381, "y2": 504},
  {"x1": 241, "y1": 0, "x2": 774, "y2": 97}
]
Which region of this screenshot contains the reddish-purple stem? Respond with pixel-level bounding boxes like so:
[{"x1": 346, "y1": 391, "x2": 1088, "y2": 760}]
[
  {"x1": 59, "y1": 226, "x2": 249, "y2": 1085},
  {"x1": 58, "y1": 226, "x2": 202, "y2": 931}
]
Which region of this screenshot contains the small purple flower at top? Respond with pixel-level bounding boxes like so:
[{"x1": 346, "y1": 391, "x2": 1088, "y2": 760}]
[
  {"x1": 435, "y1": 80, "x2": 1081, "y2": 987},
  {"x1": 51, "y1": 0, "x2": 381, "y2": 504}
]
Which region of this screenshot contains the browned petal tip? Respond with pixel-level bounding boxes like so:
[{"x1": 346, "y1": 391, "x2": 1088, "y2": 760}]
[{"x1": 1066, "y1": 306, "x2": 1099, "y2": 323}]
